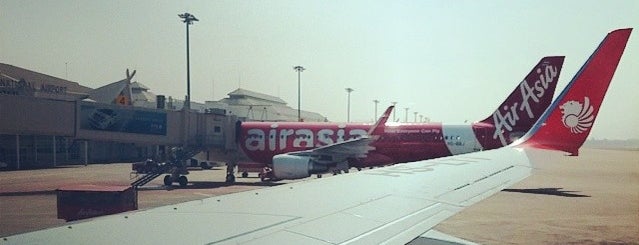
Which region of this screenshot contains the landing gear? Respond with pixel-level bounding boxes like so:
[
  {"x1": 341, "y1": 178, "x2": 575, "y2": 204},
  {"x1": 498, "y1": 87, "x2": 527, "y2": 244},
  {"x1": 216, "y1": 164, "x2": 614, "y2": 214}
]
[
  {"x1": 241, "y1": 171, "x2": 249, "y2": 178},
  {"x1": 226, "y1": 149, "x2": 239, "y2": 184}
]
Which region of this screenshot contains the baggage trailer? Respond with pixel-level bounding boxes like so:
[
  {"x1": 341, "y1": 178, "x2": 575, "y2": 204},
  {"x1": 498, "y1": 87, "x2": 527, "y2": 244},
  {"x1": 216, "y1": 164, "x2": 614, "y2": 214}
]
[{"x1": 237, "y1": 161, "x2": 276, "y2": 181}]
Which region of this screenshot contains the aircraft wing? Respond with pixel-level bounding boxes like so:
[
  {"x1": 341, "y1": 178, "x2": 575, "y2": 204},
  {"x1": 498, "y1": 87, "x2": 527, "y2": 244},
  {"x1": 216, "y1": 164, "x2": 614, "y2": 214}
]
[
  {"x1": 289, "y1": 136, "x2": 375, "y2": 159},
  {"x1": 2, "y1": 147, "x2": 536, "y2": 245},
  {"x1": 281, "y1": 106, "x2": 394, "y2": 163}
]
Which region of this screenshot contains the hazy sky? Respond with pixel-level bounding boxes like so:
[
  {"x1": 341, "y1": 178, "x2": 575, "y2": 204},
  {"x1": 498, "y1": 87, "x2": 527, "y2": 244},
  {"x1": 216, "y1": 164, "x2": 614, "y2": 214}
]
[{"x1": 1, "y1": 0, "x2": 638, "y2": 139}]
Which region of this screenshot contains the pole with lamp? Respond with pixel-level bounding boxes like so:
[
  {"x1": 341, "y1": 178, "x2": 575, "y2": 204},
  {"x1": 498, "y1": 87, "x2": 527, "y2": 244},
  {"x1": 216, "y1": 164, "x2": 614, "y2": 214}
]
[
  {"x1": 346, "y1": 88, "x2": 354, "y2": 122},
  {"x1": 179, "y1": 12, "x2": 198, "y2": 109},
  {"x1": 293, "y1": 66, "x2": 305, "y2": 122}
]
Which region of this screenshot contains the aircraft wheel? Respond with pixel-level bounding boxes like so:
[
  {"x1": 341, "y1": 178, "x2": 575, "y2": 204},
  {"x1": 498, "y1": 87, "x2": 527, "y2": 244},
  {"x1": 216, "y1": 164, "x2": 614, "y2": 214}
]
[
  {"x1": 317, "y1": 174, "x2": 322, "y2": 178},
  {"x1": 178, "y1": 176, "x2": 188, "y2": 187},
  {"x1": 242, "y1": 172, "x2": 248, "y2": 178},
  {"x1": 344, "y1": 169, "x2": 349, "y2": 174},
  {"x1": 163, "y1": 175, "x2": 172, "y2": 186},
  {"x1": 357, "y1": 167, "x2": 362, "y2": 171}
]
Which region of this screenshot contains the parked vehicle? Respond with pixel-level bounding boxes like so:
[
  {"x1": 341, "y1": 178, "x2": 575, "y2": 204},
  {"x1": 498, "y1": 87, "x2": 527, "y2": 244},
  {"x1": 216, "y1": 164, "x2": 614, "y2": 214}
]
[{"x1": 131, "y1": 159, "x2": 164, "y2": 174}]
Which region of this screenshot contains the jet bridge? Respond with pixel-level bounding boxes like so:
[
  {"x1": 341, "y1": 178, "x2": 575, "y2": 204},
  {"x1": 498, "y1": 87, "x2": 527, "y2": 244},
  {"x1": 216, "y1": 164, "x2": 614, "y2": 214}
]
[{"x1": 0, "y1": 94, "x2": 236, "y2": 169}]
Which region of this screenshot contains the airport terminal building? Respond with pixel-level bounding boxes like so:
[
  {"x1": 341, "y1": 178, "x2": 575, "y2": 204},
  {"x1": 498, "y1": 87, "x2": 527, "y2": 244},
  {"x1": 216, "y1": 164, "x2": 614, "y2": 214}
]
[{"x1": 0, "y1": 63, "x2": 326, "y2": 170}]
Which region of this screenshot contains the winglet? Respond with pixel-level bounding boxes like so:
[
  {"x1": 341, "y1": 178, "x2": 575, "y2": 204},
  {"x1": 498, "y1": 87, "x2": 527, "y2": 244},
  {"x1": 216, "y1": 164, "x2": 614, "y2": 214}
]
[
  {"x1": 515, "y1": 28, "x2": 632, "y2": 155},
  {"x1": 367, "y1": 106, "x2": 394, "y2": 136}
]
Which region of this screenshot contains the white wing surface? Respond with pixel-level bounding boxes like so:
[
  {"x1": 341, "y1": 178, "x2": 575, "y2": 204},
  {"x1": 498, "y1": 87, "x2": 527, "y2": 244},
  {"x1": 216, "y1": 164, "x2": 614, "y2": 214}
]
[{"x1": 2, "y1": 148, "x2": 532, "y2": 245}]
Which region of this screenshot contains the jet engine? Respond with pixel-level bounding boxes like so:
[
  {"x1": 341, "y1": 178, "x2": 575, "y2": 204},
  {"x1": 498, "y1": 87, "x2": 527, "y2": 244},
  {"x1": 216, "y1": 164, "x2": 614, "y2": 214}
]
[{"x1": 272, "y1": 154, "x2": 328, "y2": 179}]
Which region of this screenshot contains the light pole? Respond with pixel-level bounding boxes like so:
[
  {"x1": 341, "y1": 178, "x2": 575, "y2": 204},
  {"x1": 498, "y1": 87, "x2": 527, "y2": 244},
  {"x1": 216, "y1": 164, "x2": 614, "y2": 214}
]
[
  {"x1": 404, "y1": 107, "x2": 409, "y2": 123},
  {"x1": 391, "y1": 102, "x2": 398, "y2": 121},
  {"x1": 179, "y1": 12, "x2": 198, "y2": 109},
  {"x1": 346, "y1": 88, "x2": 354, "y2": 122},
  {"x1": 293, "y1": 66, "x2": 305, "y2": 121},
  {"x1": 373, "y1": 99, "x2": 379, "y2": 120}
]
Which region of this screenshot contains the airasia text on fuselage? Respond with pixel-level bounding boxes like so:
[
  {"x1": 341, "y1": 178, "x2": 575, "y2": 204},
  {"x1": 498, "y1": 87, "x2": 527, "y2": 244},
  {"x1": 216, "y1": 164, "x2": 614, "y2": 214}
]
[
  {"x1": 492, "y1": 64, "x2": 559, "y2": 145},
  {"x1": 244, "y1": 125, "x2": 368, "y2": 151}
]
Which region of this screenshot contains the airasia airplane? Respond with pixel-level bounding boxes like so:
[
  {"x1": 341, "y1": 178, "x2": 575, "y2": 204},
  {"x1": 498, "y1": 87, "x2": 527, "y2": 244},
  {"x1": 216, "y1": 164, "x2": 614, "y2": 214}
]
[
  {"x1": 5, "y1": 28, "x2": 630, "y2": 245},
  {"x1": 238, "y1": 56, "x2": 565, "y2": 179}
]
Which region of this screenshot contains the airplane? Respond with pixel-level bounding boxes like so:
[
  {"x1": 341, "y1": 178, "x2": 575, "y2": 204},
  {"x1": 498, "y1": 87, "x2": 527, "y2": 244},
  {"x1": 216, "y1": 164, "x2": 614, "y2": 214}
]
[
  {"x1": 0, "y1": 28, "x2": 632, "y2": 244},
  {"x1": 237, "y1": 56, "x2": 565, "y2": 180},
  {"x1": 1, "y1": 28, "x2": 630, "y2": 245}
]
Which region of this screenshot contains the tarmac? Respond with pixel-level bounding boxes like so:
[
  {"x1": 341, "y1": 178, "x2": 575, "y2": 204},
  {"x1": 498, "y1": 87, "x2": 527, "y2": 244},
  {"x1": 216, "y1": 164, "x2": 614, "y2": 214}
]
[{"x1": 1, "y1": 147, "x2": 638, "y2": 244}]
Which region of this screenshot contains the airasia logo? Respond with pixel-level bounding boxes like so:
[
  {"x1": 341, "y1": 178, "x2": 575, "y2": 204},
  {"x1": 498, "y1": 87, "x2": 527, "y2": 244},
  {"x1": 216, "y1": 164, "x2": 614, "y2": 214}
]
[
  {"x1": 560, "y1": 97, "x2": 594, "y2": 134},
  {"x1": 492, "y1": 63, "x2": 559, "y2": 145},
  {"x1": 244, "y1": 124, "x2": 367, "y2": 151}
]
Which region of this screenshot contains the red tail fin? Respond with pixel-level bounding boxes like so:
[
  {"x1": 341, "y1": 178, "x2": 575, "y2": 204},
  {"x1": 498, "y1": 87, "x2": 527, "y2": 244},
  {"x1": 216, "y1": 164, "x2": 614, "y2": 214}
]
[
  {"x1": 517, "y1": 28, "x2": 632, "y2": 155},
  {"x1": 480, "y1": 56, "x2": 565, "y2": 146}
]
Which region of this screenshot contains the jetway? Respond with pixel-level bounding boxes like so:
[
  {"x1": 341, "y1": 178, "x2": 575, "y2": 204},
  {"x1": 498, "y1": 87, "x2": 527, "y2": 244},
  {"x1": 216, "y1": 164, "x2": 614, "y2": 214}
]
[{"x1": 0, "y1": 94, "x2": 238, "y2": 169}]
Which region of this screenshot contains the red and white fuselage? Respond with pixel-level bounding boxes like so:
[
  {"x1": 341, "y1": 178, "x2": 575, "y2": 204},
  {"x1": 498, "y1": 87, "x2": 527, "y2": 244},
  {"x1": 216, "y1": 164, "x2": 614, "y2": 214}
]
[
  {"x1": 240, "y1": 121, "x2": 523, "y2": 168},
  {"x1": 238, "y1": 56, "x2": 565, "y2": 169}
]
